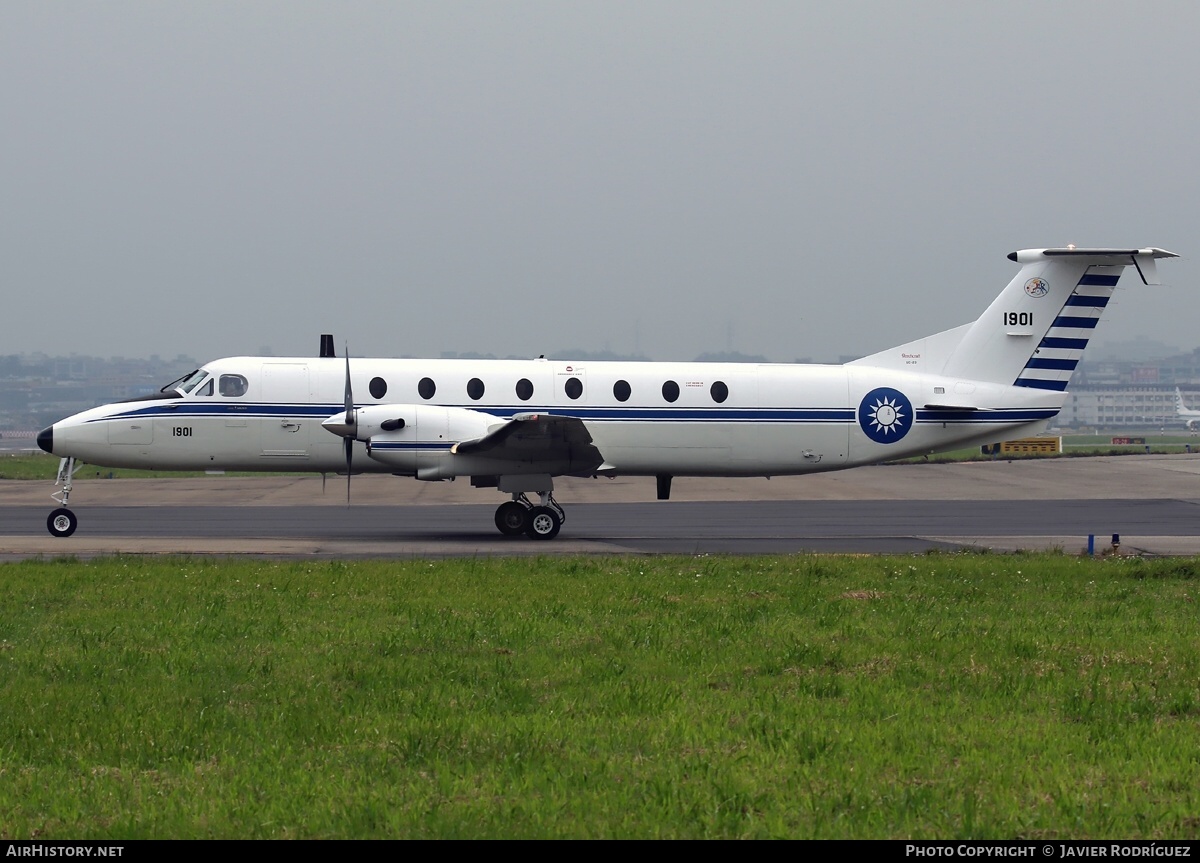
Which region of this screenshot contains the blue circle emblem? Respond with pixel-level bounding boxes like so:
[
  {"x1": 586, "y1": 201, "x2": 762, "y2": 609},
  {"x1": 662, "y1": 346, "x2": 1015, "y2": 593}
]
[{"x1": 858, "y1": 387, "x2": 913, "y2": 444}]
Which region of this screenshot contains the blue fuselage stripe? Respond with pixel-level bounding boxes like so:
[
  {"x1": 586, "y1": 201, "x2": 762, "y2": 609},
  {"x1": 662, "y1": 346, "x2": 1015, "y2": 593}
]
[{"x1": 88, "y1": 400, "x2": 1057, "y2": 428}]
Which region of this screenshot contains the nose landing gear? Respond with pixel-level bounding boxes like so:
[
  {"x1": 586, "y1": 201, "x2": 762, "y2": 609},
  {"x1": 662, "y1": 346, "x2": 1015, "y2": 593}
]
[{"x1": 46, "y1": 457, "x2": 81, "y2": 538}]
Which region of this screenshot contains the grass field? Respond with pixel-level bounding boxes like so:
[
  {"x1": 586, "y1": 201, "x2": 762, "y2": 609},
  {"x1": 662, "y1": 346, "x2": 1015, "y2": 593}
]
[{"x1": 2, "y1": 553, "x2": 1198, "y2": 839}]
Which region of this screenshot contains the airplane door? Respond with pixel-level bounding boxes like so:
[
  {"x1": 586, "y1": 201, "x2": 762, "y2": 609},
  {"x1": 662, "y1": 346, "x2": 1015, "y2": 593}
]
[{"x1": 260, "y1": 363, "x2": 312, "y2": 460}]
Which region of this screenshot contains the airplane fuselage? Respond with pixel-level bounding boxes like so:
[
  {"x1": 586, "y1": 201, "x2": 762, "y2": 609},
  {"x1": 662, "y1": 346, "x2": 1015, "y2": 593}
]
[{"x1": 44, "y1": 355, "x2": 1060, "y2": 478}]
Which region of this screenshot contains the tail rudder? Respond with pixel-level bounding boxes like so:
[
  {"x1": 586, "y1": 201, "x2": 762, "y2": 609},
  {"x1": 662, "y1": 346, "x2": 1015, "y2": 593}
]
[{"x1": 1004, "y1": 261, "x2": 1125, "y2": 393}]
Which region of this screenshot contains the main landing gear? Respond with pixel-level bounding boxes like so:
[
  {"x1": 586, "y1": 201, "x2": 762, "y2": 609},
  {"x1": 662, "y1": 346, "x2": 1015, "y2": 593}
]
[
  {"x1": 493, "y1": 491, "x2": 566, "y2": 540},
  {"x1": 47, "y1": 457, "x2": 81, "y2": 538}
]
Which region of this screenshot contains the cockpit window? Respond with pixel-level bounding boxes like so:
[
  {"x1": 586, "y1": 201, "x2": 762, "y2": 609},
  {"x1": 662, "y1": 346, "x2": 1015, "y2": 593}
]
[
  {"x1": 219, "y1": 374, "x2": 249, "y2": 397},
  {"x1": 165, "y1": 369, "x2": 206, "y2": 394},
  {"x1": 196, "y1": 378, "x2": 214, "y2": 396}
]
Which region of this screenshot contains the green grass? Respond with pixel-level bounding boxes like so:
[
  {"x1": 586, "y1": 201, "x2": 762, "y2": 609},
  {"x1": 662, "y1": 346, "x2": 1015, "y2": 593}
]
[{"x1": 1, "y1": 553, "x2": 1199, "y2": 839}]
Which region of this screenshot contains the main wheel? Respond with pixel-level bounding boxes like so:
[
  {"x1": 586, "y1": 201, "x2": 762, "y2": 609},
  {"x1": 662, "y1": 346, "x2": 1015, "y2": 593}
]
[
  {"x1": 47, "y1": 508, "x2": 78, "y2": 538},
  {"x1": 494, "y1": 501, "x2": 529, "y2": 536},
  {"x1": 524, "y1": 505, "x2": 562, "y2": 540}
]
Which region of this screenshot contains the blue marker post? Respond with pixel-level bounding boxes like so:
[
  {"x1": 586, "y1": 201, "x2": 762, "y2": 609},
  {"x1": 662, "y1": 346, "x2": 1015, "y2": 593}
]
[
  {"x1": 1112, "y1": 533, "x2": 1120, "y2": 554},
  {"x1": 1088, "y1": 534, "x2": 1095, "y2": 556}
]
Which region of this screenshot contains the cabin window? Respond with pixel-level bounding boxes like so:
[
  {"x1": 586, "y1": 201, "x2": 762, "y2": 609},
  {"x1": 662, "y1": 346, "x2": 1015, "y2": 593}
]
[
  {"x1": 565, "y1": 377, "x2": 583, "y2": 400},
  {"x1": 613, "y1": 380, "x2": 631, "y2": 402},
  {"x1": 369, "y1": 377, "x2": 387, "y2": 399},
  {"x1": 662, "y1": 380, "x2": 680, "y2": 403},
  {"x1": 516, "y1": 378, "x2": 534, "y2": 401},
  {"x1": 219, "y1": 374, "x2": 248, "y2": 397},
  {"x1": 418, "y1": 377, "x2": 436, "y2": 400},
  {"x1": 467, "y1": 378, "x2": 485, "y2": 400},
  {"x1": 710, "y1": 381, "x2": 729, "y2": 403}
]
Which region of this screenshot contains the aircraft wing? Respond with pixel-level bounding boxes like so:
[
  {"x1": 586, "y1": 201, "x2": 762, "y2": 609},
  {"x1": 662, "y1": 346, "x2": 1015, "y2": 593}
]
[{"x1": 452, "y1": 413, "x2": 606, "y2": 472}]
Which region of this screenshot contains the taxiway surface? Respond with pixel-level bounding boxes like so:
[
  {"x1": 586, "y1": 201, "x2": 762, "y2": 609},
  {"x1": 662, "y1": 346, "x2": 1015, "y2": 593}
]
[{"x1": 2, "y1": 454, "x2": 1199, "y2": 557}]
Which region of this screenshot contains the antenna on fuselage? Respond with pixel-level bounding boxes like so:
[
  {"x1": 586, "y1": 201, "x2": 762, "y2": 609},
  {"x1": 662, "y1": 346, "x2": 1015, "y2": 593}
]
[{"x1": 320, "y1": 334, "x2": 336, "y2": 358}]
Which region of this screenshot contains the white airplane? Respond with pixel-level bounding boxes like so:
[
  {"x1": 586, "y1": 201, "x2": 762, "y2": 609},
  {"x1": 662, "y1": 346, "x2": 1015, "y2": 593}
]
[
  {"x1": 36, "y1": 246, "x2": 1177, "y2": 540},
  {"x1": 1175, "y1": 387, "x2": 1200, "y2": 430}
]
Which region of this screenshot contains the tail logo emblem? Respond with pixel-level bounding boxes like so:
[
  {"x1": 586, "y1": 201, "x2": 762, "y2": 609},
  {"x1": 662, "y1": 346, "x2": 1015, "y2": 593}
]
[
  {"x1": 1024, "y1": 277, "x2": 1049, "y2": 298},
  {"x1": 858, "y1": 387, "x2": 912, "y2": 443}
]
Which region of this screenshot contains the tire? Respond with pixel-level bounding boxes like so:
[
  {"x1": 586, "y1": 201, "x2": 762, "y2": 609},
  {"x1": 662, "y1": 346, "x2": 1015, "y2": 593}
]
[
  {"x1": 524, "y1": 506, "x2": 562, "y2": 540},
  {"x1": 494, "y1": 501, "x2": 529, "y2": 536},
  {"x1": 47, "y1": 508, "x2": 78, "y2": 538}
]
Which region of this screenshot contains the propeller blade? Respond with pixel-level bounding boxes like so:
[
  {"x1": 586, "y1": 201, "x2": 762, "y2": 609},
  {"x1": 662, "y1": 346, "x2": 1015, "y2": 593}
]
[
  {"x1": 343, "y1": 347, "x2": 355, "y2": 431},
  {"x1": 344, "y1": 345, "x2": 354, "y2": 506}
]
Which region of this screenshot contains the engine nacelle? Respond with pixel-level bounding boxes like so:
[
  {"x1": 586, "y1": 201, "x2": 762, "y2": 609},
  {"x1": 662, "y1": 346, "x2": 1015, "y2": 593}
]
[{"x1": 362, "y1": 404, "x2": 500, "y2": 475}]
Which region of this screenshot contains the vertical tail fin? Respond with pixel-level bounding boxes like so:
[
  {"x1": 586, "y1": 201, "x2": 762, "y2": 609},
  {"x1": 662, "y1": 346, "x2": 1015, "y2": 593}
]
[
  {"x1": 1006, "y1": 264, "x2": 1123, "y2": 392},
  {"x1": 852, "y1": 248, "x2": 1177, "y2": 391}
]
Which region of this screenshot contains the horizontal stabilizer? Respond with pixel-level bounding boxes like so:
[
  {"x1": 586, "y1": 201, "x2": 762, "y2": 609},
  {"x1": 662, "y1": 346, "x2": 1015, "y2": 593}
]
[{"x1": 1008, "y1": 247, "x2": 1178, "y2": 285}]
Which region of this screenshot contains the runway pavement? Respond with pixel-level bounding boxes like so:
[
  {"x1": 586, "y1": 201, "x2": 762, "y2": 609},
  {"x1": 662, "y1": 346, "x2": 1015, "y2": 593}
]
[{"x1": 2, "y1": 454, "x2": 1200, "y2": 558}]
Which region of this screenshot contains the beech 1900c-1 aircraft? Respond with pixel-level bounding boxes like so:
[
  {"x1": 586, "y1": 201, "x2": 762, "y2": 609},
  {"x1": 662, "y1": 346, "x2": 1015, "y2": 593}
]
[{"x1": 37, "y1": 246, "x2": 1177, "y2": 540}]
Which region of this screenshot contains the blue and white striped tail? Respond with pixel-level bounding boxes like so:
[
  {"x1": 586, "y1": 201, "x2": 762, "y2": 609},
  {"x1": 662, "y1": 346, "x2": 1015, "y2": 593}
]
[
  {"x1": 1012, "y1": 265, "x2": 1123, "y2": 392},
  {"x1": 856, "y1": 247, "x2": 1175, "y2": 389}
]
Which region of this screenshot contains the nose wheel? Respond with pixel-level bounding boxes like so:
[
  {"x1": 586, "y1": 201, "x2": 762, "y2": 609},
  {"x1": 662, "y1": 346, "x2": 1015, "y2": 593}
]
[{"x1": 47, "y1": 508, "x2": 78, "y2": 538}]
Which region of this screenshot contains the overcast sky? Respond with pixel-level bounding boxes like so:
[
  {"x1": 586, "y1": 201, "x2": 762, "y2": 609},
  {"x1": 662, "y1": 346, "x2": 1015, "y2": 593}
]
[{"x1": 2, "y1": 1, "x2": 1196, "y2": 365}]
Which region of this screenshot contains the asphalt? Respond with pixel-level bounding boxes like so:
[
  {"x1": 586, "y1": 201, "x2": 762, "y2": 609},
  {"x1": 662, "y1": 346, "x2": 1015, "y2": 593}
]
[{"x1": 3, "y1": 454, "x2": 1200, "y2": 557}]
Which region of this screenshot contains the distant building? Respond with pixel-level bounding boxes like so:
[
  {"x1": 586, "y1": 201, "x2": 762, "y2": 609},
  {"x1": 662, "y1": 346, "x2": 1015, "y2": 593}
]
[{"x1": 1059, "y1": 387, "x2": 1179, "y2": 429}]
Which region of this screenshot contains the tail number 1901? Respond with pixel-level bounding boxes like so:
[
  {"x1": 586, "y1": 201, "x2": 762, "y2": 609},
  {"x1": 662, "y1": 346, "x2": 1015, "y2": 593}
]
[{"x1": 1004, "y1": 312, "x2": 1033, "y2": 327}]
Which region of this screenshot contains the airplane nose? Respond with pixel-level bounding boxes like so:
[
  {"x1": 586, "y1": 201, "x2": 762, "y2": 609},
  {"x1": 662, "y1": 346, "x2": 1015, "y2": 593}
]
[{"x1": 36, "y1": 425, "x2": 54, "y2": 454}]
